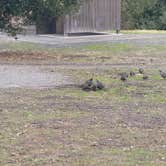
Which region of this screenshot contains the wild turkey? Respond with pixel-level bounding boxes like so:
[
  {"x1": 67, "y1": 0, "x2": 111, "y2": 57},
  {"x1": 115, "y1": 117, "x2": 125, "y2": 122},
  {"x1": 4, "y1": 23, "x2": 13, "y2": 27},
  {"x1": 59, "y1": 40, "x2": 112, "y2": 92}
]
[
  {"x1": 159, "y1": 70, "x2": 166, "y2": 79},
  {"x1": 96, "y1": 80, "x2": 104, "y2": 90},
  {"x1": 82, "y1": 78, "x2": 93, "y2": 91},
  {"x1": 130, "y1": 71, "x2": 135, "y2": 77},
  {"x1": 139, "y1": 68, "x2": 144, "y2": 74},
  {"x1": 143, "y1": 74, "x2": 148, "y2": 80},
  {"x1": 85, "y1": 78, "x2": 93, "y2": 86},
  {"x1": 120, "y1": 73, "x2": 128, "y2": 82},
  {"x1": 14, "y1": 36, "x2": 18, "y2": 40}
]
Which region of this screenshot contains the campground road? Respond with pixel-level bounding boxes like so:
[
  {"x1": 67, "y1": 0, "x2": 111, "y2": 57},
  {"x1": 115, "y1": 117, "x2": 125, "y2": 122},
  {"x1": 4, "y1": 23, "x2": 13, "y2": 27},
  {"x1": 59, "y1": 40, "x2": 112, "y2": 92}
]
[{"x1": 1, "y1": 33, "x2": 166, "y2": 47}]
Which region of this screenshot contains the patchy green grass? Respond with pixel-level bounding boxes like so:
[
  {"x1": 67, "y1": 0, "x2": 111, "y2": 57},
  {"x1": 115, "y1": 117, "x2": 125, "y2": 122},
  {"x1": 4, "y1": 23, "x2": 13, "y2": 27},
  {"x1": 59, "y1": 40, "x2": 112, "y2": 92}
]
[
  {"x1": 121, "y1": 30, "x2": 166, "y2": 34},
  {"x1": 81, "y1": 43, "x2": 134, "y2": 53},
  {"x1": 0, "y1": 40, "x2": 166, "y2": 166},
  {"x1": 3, "y1": 40, "x2": 166, "y2": 54},
  {"x1": 0, "y1": 88, "x2": 166, "y2": 166},
  {"x1": 2, "y1": 41, "x2": 43, "y2": 51}
]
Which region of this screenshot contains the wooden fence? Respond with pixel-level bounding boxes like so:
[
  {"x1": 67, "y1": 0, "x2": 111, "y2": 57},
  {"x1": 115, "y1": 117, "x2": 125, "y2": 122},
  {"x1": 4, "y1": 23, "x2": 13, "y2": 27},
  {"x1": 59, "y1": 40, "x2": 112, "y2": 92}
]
[{"x1": 63, "y1": 0, "x2": 121, "y2": 34}]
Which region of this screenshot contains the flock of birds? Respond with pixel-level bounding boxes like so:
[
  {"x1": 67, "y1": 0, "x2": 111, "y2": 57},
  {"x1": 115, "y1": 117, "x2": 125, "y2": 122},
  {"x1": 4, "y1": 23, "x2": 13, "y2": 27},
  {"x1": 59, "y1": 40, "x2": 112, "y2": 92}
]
[
  {"x1": 120, "y1": 68, "x2": 166, "y2": 82},
  {"x1": 81, "y1": 68, "x2": 166, "y2": 91},
  {"x1": 120, "y1": 68, "x2": 147, "y2": 82}
]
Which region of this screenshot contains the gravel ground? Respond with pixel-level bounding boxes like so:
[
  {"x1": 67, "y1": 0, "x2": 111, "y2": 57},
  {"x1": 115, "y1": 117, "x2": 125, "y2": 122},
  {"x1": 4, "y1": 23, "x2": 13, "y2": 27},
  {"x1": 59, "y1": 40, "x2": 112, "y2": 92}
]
[
  {"x1": 0, "y1": 64, "x2": 71, "y2": 89},
  {"x1": 1, "y1": 33, "x2": 166, "y2": 47}
]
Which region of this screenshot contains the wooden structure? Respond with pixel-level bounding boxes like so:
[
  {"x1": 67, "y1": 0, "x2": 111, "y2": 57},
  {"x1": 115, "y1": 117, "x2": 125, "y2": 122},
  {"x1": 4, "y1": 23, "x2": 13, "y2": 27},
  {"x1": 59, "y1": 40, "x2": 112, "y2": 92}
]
[{"x1": 37, "y1": 0, "x2": 121, "y2": 35}]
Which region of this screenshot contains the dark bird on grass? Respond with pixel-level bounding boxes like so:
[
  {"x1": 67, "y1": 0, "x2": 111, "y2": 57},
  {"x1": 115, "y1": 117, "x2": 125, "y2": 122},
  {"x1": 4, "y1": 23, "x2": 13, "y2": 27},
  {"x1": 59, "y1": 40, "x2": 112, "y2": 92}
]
[
  {"x1": 82, "y1": 83, "x2": 92, "y2": 91},
  {"x1": 91, "y1": 84, "x2": 97, "y2": 91},
  {"x1": 159, "y1": 70, "x2": 166, "y2": 79},
  {"x1": 81, "y1": 78, "x2": 93, "y2": 91},
  {"x1": 139, "y1": 68, "x2": 144, "y2": 74},
  {"x1": 120, "y1": 72, "x2": 128, "y2": 78},
  {"x1": 85, "y1": 78, "x2": 93, "y2": 86},
  {"x1": 120, "y1": 75, "x2": 127, "y2": 82},
  {"x1": 120, "y1": 73, "x2": 128, "y2": 82},
  {"x1": 143, "y1": 74, "x2": 149, "y2": 80},
  {"x1": 14, "y1": 36, "x2": 18, "y2": 40},
  {"x1": 130, "y1": 71, "x2": 135, "y2": 77},
  {"x1": 96, "y1": 80, "x2": 104, "y2": 90}
]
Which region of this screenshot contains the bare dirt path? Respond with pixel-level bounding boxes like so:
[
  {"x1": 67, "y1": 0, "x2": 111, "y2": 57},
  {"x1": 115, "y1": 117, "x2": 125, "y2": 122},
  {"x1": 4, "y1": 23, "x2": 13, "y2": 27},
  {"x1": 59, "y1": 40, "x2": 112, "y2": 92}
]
[
  {"x1": 1, "y1": 33, "x2": 166, "y2": 47},
  {"x1": 0, "y1": 64, "x2": 71, "y2": 88}
]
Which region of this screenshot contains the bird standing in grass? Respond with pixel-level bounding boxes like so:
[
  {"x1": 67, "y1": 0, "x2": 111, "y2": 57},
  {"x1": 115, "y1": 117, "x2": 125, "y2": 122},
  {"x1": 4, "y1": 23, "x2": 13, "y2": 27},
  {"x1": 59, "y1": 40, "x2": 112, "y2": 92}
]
[
  {"x1": 130, "y1": 71, "x2": 135, "y2": 77},
  {"x1": 82, "y1": 78, "x2": 93, "y2": 91},
  {"x1": 91, "y1": 83, "x2": 97, "y2": 91},
  {"x1": 120, "y1": 73, "x2": 128, "y2": 82},
  {"x1": 85, "y1": 78, "x2": 93, "y2": 86},
  {"x1": 96, "y1": 80, "x2": 104, "y2": 90},
  {"x1": 159, "y1": 70, "x2": 166, "y2": 79},
  {"x1": 143, "y1": 74, "x2": 149, "y2": 80},
  {"x1": 14, "y1": 36, "x2": 18, "y2": 40},
  {"x1": 139, "y1": 68, "x2": 144, "y2": 74}
]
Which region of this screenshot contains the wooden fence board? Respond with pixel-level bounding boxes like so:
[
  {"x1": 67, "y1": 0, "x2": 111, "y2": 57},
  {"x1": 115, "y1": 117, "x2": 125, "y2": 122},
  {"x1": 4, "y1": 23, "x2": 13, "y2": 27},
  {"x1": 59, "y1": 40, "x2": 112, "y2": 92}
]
[{"x1": 64, "y1": 0, "x2": 121, "y2": 34}]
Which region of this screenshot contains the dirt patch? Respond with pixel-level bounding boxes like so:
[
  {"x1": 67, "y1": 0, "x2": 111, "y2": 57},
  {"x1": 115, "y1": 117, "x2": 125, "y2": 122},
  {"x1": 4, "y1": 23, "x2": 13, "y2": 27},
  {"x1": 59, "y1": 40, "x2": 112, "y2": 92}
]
[
  {"x1": 0, "y1": 51, "x2": 50, "y2": 60},
  {"x1": 0, "y1": 43, "x2": 166, "y2": 166},
  {"x1": 0, "y1": 64, "x2": 72, "y2": 88}
]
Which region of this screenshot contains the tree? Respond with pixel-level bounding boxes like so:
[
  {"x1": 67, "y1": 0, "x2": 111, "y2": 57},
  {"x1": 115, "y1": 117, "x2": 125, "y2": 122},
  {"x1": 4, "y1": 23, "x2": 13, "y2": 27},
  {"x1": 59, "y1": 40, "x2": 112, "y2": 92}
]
[
  {"x1": 0, "y1": 0, "x2": 80, "y2": 35},
  {"x1": 121, "y1": 0, "x2": 158, "y2": 29},
  {"x1": 121, "y1": 0, "x2": 166, "y2": 30}
]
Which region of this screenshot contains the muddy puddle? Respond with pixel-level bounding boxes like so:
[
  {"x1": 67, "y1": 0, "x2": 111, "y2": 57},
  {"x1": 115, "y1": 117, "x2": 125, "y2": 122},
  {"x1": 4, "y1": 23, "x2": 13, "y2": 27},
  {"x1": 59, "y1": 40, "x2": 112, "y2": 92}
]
[{"x1": 0, "y1": 65, "x2": 70, "y2": 88}]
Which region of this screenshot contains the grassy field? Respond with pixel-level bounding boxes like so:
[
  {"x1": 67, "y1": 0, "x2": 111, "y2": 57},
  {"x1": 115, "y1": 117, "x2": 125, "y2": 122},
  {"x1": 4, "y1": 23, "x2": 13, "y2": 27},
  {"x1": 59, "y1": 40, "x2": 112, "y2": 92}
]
[
  {"x1": 0, "y1": 41, "x2": 166, "y2": 166},
  {"x1": 121, "y1": 30, "x2": 166, "y2": 34}
]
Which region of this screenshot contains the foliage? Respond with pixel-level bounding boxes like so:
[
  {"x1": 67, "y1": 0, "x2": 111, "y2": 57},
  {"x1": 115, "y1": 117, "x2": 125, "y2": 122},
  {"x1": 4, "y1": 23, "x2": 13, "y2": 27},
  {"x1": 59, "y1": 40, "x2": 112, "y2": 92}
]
[
  {"x1": 0, "y1": 0, "x2": 80, "y2": 34},
  {"x1": 121, "y1": 0, "x2": 166, "y2": 30},
  {"x1": 1, "y1": 0, "x2": 166, "y2": 33}
]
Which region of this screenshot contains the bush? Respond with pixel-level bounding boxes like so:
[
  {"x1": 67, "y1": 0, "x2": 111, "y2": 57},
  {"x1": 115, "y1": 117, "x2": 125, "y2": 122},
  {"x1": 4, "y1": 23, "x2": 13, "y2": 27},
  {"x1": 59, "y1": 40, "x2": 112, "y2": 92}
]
[{"x1": 121, "y1": 0, "x2": 166, "y2": 30}]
